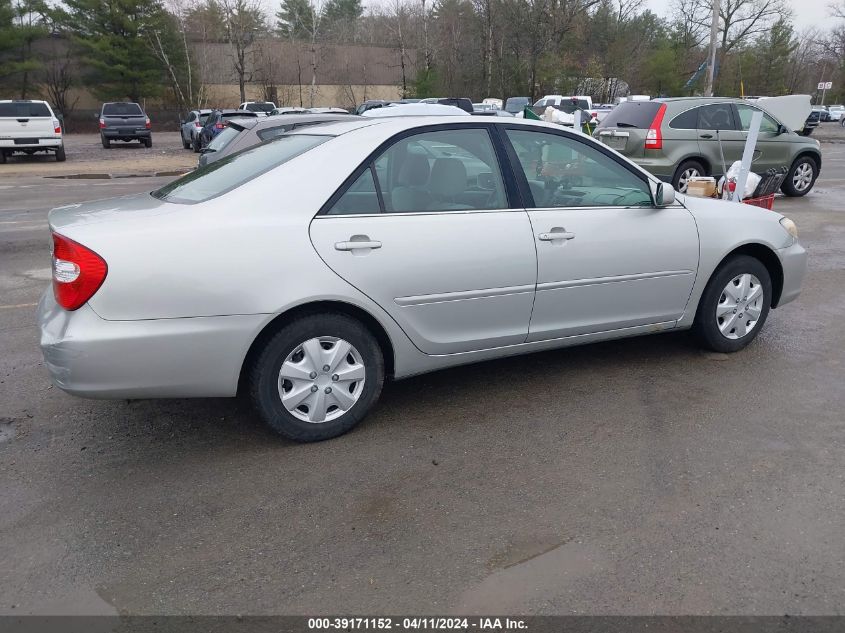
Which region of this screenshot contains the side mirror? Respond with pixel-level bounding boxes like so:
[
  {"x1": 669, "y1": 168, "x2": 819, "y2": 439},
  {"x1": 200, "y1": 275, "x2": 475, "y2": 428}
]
[{"x1": 652, "y1": 181, "x2": 676, "y2": 207}]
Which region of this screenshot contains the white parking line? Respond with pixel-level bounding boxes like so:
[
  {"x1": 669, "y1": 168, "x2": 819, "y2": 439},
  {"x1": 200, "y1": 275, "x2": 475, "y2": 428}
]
[{"x1": 0, "y1": 302, "x2": 38, "y2": 310}]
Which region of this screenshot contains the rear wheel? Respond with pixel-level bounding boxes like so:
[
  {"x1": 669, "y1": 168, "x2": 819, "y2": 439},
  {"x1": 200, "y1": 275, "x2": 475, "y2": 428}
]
[
  {"x1": 248, "y1": 313, "x2": 384, "y2": 442},
  {"x1": 55, "y1": 145, "x2": 66, "y2": 162},
  {"x1": 182, "y1": 133, "x2": 190, "y2": 149},
  {"x1": 672, "y1": 159, "x2": 705, "y2": 194},
  {"x1": 781, "y1": 155, "x2": 818, "y2": 197},
  {"x1": 143, "y1": 137, "x2": 152, "y2": 148},
  {"x1": 0, "y1": 150, "x2": 6, "y2": 164},
  {"x1": 101, "y1": 136, "x2": 110, "y2": 149},
  {"x1": 693, "y1": 255, "x2": 772, "y2": 353}
]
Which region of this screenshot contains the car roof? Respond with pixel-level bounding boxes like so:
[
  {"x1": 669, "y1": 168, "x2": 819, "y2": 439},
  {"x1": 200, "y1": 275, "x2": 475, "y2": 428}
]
[
  {"x1": 654, "y1": 96, "x2": 738, "y2": 104},
  {"x1": 0, "y1": 99, "x2": 49, "y2": 103},
  {"x1": 233, "y1": 113, "x2": 354, "y2": 131}
]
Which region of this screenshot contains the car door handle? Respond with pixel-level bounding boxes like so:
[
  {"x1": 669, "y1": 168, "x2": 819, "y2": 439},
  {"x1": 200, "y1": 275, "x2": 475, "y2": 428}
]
[
  {"x1": 699, "y1": 134, "x2": 713, "y2": 139},
  {"x1": 335, "y1": 238, "x2": 382, "y2": 251},
  {"x1": 538, "y1": 231, "x2": 575, "y2": 241}
]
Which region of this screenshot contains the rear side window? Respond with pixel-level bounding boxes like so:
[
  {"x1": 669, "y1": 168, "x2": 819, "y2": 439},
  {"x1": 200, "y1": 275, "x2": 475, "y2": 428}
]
[
  {"x1": 153, "y1": 134, "x2": 329, "y2": 204},
  {"x1": 597, "y1": 101, "x2": 662, "y2": 129},
  {"x1": 698, "y1": 103, "x2": 736, "y2": 130},
  {"x1": 0, "y1": 102, "x2": 51, "y2": 117},
  {"x1": 103, "y1": 103, "x2": 143, "y2": 116},
  {"x1": 669, "y1": 107, "x2": 699, "y2": 130},
  {"x1": 207, "y1": 125, "x2": 243, "y2": 151}
]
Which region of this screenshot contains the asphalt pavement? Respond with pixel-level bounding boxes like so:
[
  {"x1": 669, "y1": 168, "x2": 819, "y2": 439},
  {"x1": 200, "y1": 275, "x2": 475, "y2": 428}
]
[{"x1": 0, "y1": 136, "x2": 843, "y2": 616}]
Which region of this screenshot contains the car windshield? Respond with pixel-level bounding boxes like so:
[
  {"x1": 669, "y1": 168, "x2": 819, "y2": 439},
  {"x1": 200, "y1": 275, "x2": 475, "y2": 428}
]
[
  {"x1": 505, "y1": 98, "x2": 529, "y2": 113},
  {"x1": 246, "y1": 103, "x2": 275, "y2": 113},
  {"x1": 0, "y1": 102, "x2": 51, "y2": 117},
  {"x1": 152, "y1": 134, "x2": 329, "y2": 204},
  {"x1": 103, "y1": 103, "x2": 143, "y2": 116}
]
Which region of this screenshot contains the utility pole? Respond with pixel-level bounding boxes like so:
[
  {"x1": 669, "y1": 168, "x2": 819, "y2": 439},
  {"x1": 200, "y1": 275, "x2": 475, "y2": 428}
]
[{"x1": 704, "y1": 0, "x2": 720, "y2": 97}]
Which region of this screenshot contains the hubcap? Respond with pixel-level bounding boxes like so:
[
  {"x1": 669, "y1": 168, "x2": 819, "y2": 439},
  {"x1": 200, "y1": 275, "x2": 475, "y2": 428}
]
[
  {"x1": 716, "y1": 273, "x2": 764, "y2": 340},
  {"x1": 278, "y1": 336, "x2": 366, "y2": 423},
  {"x1": 678, "y1": 168, "x2": 700, "y2": 193},
  {"x1": 792, "y1": 162, "x2": 814, "y2": 192}
]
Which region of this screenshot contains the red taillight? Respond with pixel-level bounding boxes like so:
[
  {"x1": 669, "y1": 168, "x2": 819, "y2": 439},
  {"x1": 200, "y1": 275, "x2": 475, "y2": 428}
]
[
  {"x1": 98, "y1": 118, "x2": 105, "y2": 129},
  {"x1": 51, "y1": 233, "x2": 107, "y2": 311},
  {"x1": 145, "y1": 117, "x2": 151, "y2": 129},
  {"x1": 215, "y1": 123, "x2": 225, "y2": 129},
  {"x1": 53, "y1": 119, "x2": 62, "y2": 134},
  {"x1": 194, "y1": 121, "x2": 202, "y2": 127},
  {"x1": 645, "y1": 103, "x2": 667, "y2": 150}
]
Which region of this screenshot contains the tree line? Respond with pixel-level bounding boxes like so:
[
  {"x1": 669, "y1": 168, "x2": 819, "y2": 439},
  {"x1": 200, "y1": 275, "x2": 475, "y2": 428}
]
[{"x1": 1, "y1": 0, "x2": 843, "y2": 125}]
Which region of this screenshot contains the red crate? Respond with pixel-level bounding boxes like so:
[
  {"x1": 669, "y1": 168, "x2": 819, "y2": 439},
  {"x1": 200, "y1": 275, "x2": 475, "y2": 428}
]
[{"x1": 743, "y1": 193, "x2": 775, "y2": 210}]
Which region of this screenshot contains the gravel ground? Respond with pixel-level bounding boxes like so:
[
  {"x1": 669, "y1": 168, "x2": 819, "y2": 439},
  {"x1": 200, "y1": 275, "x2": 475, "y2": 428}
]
[{"x1": 1, "y1": 132, "x2": 197, "y2": 177}]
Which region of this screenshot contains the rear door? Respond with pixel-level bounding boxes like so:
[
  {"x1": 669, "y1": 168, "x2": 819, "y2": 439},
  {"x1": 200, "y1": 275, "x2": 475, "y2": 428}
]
[
  {"x1": 102, "y1": 103, "x2": 146, "y2": 133},
  {"x1": 309, "y1": 124, "x2": 538, "y2": 355},
  {"x1": 0, "y1": 101, "x2": 55, "y2": 141},
  {"x1": 696, "y1": 102, "x2": 744, "y2": 176}
]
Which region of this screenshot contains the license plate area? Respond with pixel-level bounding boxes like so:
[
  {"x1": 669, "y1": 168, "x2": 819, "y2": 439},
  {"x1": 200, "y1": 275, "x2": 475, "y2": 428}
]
[
  {"x1": 599, "y1": 132, "x2": 628, "y2": 151},
  {"x1": 14, "y1": 138, "x2": 38, "y2": 145}
]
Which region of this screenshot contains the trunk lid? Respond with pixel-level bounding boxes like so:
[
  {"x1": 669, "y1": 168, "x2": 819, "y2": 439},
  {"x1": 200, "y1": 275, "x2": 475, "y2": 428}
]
[
  {"x1": 49, "y1": 193, "x2": 171, "y2": 234},
  {"x1": 101, "y1": 103, "x2": 147, "y2": 130}
]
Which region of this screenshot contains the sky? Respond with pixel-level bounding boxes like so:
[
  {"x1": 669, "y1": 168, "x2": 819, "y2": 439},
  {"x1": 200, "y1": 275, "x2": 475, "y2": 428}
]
[{"x1": 643, "y1": 0, "x2": 830, "y2": 31}]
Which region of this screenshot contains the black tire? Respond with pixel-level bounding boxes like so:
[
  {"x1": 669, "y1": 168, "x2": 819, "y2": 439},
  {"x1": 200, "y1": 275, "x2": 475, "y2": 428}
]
[
  {"x1": 192, "y1": 134, "x2": 201, "y2": 153},
  {"x1": 781, "y1": 155, "x2": 818, "y2": 197},
  {"x1": 182, "y1": 133, "x2": 191, "y2": 149},
  {"x1": 55, "y1": 145, "x2": 66, "y2": 162},
  {"x1": 693, "y1": 255, "x2": 772, "y2": 353},
  {"x1": 101, "y1": 136, "x2": 110, "y2": 149},
  {"x1": 143, "y1": 137, "x2": 152, "y2": 148},
  {"x1": 672, "y1": 159, "x2": 706, "y2": 193},
  {"x1": 800, "y1": 127, "x2": 813, "y2": 136},
  {"x1": 0, "y1": 150, "x2": 6, "y2": 164},
  {"x1": 248, "y1": 313, "x2": 384, "y2": 442}
]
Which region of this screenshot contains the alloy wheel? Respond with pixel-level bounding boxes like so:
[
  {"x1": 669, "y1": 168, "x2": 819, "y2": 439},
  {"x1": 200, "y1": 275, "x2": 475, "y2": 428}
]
[
  {"x1": 677, "y1": 167, "x2": 700, "y2": 193},
  {"x1": 278, "y1": 336, "x2": 366, "y2": 423},
  {"x1": 716, "y1": 273, "x2": 764, "y2": 340},
  {"x1": 792, "y1": 162, "x2": 814, "y2": 193}
]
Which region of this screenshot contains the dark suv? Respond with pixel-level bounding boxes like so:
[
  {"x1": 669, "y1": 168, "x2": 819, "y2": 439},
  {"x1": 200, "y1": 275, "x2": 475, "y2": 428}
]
[
  {"x1": 594, "y1": 97, "x2": 822, "y2": 197},
  {"x1": 98, "y1": 102, "x2": 151, "y2": 148}
]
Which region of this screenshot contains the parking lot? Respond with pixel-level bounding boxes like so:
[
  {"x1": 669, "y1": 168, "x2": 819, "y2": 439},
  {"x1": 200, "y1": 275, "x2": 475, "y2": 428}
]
[{"x1": 1, "y1": 132, "x2": 843, "y2": 615}]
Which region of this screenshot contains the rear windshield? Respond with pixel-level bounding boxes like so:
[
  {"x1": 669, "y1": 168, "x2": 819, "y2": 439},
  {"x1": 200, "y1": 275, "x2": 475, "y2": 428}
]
[
  {"x1": 224, "y1": 112, "x2": 258, "y2": 120},
  {"x1": 152, "y1": 134, "x2": 329, "y2": 204},
  {"x1": 207, "y1": 125, "x2": 243, "y2": 151},
  {"x1": 103, "y1": 103, "x2": 143, "y2": 116},
  {"x1": 245, "y1": 103, "x2": 275, "y2": 113},
  {"x1": 199, "y1": 113, "x2": 212, "y2": 124},
  {"x1": 0, "y1": 102, "x2": 51, "y2": 117},
  {"x1": 505, "y1": 98, "x2": 529, "y2": 113},
  {"x1": 596, "y1": 101, "x2": 662, "y2": 129}
]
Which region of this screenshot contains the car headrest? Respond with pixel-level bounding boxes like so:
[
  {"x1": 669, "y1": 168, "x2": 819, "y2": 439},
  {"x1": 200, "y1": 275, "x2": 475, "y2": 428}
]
[
  {"x1": 430, "y1": 158, "x2": 466, "y2": 197},
  {"x1": 398, "y1": 154, "x2": 430, "y2": 186}
]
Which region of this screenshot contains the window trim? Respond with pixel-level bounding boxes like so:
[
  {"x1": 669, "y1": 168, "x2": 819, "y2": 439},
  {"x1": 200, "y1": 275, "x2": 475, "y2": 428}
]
[
  {"x1": 732, "y1": 103, "x2": 782, "y2": 133},
  {"x1": 497, "y1": 124, "x2": 654, "y2": 210},
  {"x1": 317, "y1": 122, "x2": 523, "y2": 217},
  {"x1": 668, "y1": 105, "x2": 701, "y2": 130}
]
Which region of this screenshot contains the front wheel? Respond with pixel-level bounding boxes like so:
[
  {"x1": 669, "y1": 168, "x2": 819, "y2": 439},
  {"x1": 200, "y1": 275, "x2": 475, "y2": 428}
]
[
  {"x1": 781, "y1": 155, "x2": 818, "y2": 197},
  {"x1": 693, "y1": 255, "x2": 772, "y2": 353},
  {"x1": 248, "y1": 314, "x2": 385, "y2": 442},
  {"x1": 672, "y1": 159, "x2": 705, "y2": 194}
]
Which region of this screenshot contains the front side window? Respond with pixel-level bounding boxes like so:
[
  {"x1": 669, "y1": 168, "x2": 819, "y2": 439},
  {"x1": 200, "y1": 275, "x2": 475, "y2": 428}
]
[
  {"x1": 735, "y1": 104, "x2": 780, "y2": 134},
  {"x1": 153, "y1": 134, "x2": 329, "y2": 204},
  {"x1": 328, "y1": 127, "x2": 508, "y2": 215},
  {"x1": 505, "y1": 129, "x2": 652, "y2": 208}
]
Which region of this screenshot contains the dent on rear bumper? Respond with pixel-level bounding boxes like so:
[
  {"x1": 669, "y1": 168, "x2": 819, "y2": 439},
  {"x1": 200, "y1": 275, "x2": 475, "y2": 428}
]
[
  {"x1": 37, "y1": 290, "x2": 267, "y2": 399},
  {"x1": 775, "y1": 241, "x2": 808, "y2": 308}
]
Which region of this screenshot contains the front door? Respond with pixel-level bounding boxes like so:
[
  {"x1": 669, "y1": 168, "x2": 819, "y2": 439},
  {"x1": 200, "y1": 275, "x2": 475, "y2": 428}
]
[
  {"x1": 696, "y1": 102, "x2": 747, "y2": 177},
  {"x1": 502, "y1": 127, "x2": 700, "y2": 342},
  {"x1": 734, "y1": 103, "x2": 794, "y2": 173},
  {"x1": 310, "y1": 125, "x2": 538, "y2": 355}
]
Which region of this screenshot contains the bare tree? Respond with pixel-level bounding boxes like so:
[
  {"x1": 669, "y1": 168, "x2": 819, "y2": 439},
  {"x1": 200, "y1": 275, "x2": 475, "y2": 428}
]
[{"x1": 221, "y1": 0, "x2": 267, "y2": 103}]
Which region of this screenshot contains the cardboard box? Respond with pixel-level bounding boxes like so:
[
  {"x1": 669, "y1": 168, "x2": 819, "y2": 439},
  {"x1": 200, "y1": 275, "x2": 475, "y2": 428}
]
[{"x1": 686, "y1": 176, "x2": 717, "y2": 198}]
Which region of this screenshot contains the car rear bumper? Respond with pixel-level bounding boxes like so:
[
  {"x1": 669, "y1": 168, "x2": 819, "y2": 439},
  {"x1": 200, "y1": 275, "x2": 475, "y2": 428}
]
[
  {"x1": 102, "y1": 129, "x2": 151, "y2": 139},
  {"x1": 0, "y1": 138, "x2": 62, "y2": 149},
  {"x1": 775, "y1": 241, "x2": 808, "y2": 307},
  {"x1": 37, "y1": 290, "x2": 266, "y2": 399}
]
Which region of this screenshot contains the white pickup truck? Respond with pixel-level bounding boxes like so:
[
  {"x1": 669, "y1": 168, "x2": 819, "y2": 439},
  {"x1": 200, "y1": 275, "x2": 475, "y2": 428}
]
[{"x1": 0, "y1": 100, "x2": 65, "y2": 163}]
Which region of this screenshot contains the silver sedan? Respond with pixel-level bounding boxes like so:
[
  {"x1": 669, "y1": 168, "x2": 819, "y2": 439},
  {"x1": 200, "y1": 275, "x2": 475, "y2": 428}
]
[{"x1": 38, "y1": 117, "x2": 807, "y2": 441}]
